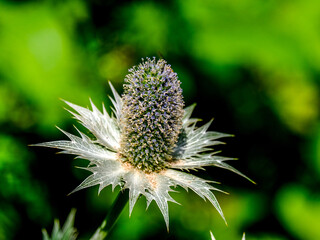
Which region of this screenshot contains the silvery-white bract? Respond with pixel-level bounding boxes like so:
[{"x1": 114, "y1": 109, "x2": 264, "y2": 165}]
[{"x1": 35, "y1": 58, "x2": 251, "y2": 230}]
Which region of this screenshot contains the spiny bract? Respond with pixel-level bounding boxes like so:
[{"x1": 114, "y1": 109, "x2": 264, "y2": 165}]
[{"x1": 34, "y1": 57, "x2": 251, "y2": 230}]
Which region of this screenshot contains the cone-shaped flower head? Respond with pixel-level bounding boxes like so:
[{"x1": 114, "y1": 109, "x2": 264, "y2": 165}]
[
  {"x1": 33, "y1": 57, "x2": 252, "y2": 230},
  {"x1": 120, "y1": 58, "x2": 184, "y2": 172}
]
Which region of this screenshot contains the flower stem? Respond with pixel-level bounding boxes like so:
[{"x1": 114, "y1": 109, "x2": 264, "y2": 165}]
[{"x1": 100, "y1": 188, "x2": 129, "y2": 239}]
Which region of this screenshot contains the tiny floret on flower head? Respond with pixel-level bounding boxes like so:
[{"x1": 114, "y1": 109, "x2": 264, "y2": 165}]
[
  {"x1": 33, "y1": 57, "x2": 252, "y2": 231},
  {"x1": 120, "y1": 57, "x2": 184, "y2": 172}
]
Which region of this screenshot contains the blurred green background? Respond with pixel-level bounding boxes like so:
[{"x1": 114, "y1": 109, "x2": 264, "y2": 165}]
[{"x1": 1, "y1": 0, "x2": 320, "y2": 239}]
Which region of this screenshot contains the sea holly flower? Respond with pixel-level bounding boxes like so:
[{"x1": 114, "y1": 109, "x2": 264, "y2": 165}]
[
  {"x1": 42, "y1": 209, "x2": 78, "y2": 240},
  {"x1": 42, "y1": 209, "x2": 106, "y2": 240},
  {"x1": 34, "y1": 57, "x2": 251, "y2": 230}
]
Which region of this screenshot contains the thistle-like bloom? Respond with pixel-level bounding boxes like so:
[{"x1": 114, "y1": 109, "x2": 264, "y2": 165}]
[{"x1": 35, "y1": 58, "x2": 250, "y2": 229}]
